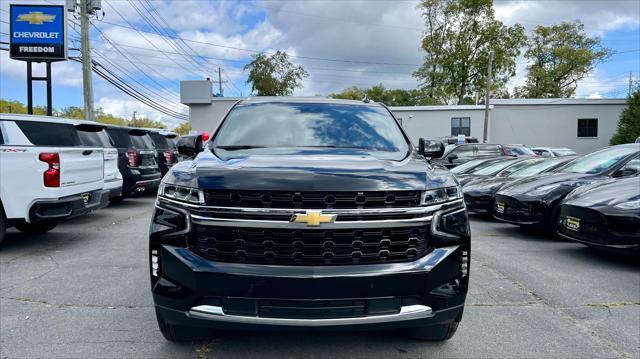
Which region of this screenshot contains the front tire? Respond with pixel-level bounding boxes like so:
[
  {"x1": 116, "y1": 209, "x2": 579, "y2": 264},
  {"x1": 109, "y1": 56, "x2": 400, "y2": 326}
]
[
  {"x1": 14, "y1": 222, "x2": 57, "y2": 235},
  {"x1": 0, "y1": 206, "x2": 6, "y2": 245},
  {"x1": 405, "y1": 321, "x2": 459, "y2": 341},
  {"x1": 156, "y1": 309, "x2": 209, "y2": 342}
]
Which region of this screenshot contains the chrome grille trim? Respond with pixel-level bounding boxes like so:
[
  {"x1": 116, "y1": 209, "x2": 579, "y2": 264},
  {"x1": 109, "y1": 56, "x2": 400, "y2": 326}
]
[
  {"x1": 190, "y1": 213, "x2": 434, "y2": 229},
  {"x1": 158, "y1": 197, "x2": 462, "y2": 215}
]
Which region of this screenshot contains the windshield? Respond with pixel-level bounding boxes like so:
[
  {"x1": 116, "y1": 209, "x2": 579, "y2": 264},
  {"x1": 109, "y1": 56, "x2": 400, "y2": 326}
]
[
  {"x1": 213, "y1": 102, "x2": 409, "y2": 160},
  {"x1": 508, "y1": 157, "x2": 568, "y2": 177},
  {"x1": 451, "y1": 158, "x2": 500, "y2": 174},
  {"x1": 473, "y1": 159, "x2": 519, "y2": 176},
  {"x1": 560, "y1": 146, "x2": 638, "y2": 174},
  {"x1": 497, "y1": 159, "x2": 541, "y2": 177}
]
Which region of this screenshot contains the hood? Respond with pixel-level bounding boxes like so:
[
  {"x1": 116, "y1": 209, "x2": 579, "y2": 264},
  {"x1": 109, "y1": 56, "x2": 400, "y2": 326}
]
[
  {"x1": 564, "y1": 176, "x2": 640, "y2": 208},
  {"x1": 164, "y1": 148, "x2": 458, "y2": 191},
  {"x1": 497, "y1": 172, "x2": 603, "y2": 197}
]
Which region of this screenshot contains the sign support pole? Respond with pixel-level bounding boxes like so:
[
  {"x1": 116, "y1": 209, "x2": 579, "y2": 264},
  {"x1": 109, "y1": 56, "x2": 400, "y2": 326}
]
[
  {"x1": 26, "y1": 61, "x2": 54, "y2": 116},
  {"x1": 46, "y1": 62, "x2": 53, "y2": 116},
  {"x1": 27, "y1": 61, "x2": 33, "y2": 115}
]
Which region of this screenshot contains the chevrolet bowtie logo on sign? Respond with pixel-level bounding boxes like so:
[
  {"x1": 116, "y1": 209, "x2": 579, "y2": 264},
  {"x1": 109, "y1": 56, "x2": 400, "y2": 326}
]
[
  {"x1": 10, "y1": 4, "x2": 67, "y2": 61},
  {"x1": 17, "y1": 11, "x2": 57, "y2": 25},
  {"x1": 291, "y1": 210, "x2": 337, "y2": 227}
]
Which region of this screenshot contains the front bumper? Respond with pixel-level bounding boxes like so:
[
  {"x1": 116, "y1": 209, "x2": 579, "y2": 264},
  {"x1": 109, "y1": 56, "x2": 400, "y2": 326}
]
[
  {"x1": 153, "y1": 244, "x2": 467, "y2": 330},
  {"x1": 493, "y1": 194, "x2": 547, "y2": 226},
  {"x1": 28, "y1": 189, "x2": 109, "y2": 223},
  {"x1": 557, "y1": 204, "x2": 640, "y2": 256},
  {"x1": 150, "y1": 199, "x2": 470, "y2": 331},
  {"x1": 464, "y1": 193, "x2": 494, "y2": 213}
]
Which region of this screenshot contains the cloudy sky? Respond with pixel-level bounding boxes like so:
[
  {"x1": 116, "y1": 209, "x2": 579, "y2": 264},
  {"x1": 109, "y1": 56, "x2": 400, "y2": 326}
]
[{"x1": 1, "y1": 0, "x2": 639, "y2": 128}]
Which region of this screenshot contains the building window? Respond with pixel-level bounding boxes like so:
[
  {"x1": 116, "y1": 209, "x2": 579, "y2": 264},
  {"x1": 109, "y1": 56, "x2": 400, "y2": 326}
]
[
  {"x1": 451, "y1": 117, "x2": 470, "y2": 136},
  {"x1": 577, "y1": 118, "x2": 598, "y2": 138}
]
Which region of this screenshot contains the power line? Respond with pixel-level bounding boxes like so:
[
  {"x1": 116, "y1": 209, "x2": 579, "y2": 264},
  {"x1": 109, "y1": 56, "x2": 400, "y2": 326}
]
[
  {"x1": 101, "y1": 0, "x2": 207, "y2": 78},
  {"x1": 96, "y1": 19, "x2": 422, "y2": 67},
  {"x1": 69, "y1": 57, "x2": 189, "y2": 120}
]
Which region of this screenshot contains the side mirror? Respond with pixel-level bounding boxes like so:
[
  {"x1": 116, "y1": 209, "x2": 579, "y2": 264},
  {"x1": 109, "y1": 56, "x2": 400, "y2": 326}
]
[
  {"x1": 419, "y1": 138, "x2": 444, "y2": 158},
  {"x1": 176, "y1": 135, "x2": 203, "y2": 158},
  {"x1": 448, "y1": 154, "x2": 459, "y2": 163}
]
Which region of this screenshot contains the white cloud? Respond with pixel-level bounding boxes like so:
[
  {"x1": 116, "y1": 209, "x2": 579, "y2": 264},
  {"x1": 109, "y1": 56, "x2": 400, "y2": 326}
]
[
  {"x1": 587, "y1": 92, "x2": 603, "y2": 99},
  {"x1": 494, "y1": 0, "x2": 640, "y2": 36}
]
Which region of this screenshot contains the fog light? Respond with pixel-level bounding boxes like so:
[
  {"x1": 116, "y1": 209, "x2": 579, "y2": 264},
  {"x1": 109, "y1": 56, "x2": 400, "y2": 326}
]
[{"x1": 151, "y1": 250, "x2": 159, "y2": 277}]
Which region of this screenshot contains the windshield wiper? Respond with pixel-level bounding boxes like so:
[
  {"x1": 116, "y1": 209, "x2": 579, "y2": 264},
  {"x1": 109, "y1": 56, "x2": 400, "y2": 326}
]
[{"x1": 215, "y1": 145, "x2": 265, "y2": 151}]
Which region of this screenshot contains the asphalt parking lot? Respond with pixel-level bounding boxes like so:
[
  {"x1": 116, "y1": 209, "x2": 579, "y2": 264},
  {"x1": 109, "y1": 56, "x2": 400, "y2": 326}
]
[{"x1": 0, "y1": 196, "x2": 638, "y2": 359}]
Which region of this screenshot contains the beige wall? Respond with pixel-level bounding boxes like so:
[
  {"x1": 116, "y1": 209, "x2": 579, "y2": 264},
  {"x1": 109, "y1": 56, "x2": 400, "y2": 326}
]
[{"x1": 490, "y1": 104, "x2": 625, "y2": 154}]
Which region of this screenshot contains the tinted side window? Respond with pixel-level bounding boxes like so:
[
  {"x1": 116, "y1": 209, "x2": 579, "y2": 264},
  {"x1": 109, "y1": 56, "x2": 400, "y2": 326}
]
[
  {"x1": 106, "y1": 128, "x2": 133, "y2": 148},
  {"x1": 149, "y1": 133, "x2": 169, "y2": 150},
  {"x1": 477, "y1": 145, "x2": 502, "y2": 156},
  {"x1": 0, "y1": 123, "x2": 4, "y2": 144},
  {"x1": 15, "y1": 121, "x2": 80, "y2": 147},
  {"x1": 621, "y1": 158, "x2": 640, "y2": 175}
]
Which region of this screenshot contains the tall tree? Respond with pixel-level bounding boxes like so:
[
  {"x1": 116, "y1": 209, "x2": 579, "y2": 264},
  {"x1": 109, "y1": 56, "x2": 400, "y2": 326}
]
[
  {"x1": 329, "y1": 84, "x2": 442, "y2": 106},
  {"x1": 515, "y1": 21, "x2": 611, "y2": 98},
  {"x1": 244, "y1": 51, "x2": 309, "y2": 96},
  {"x1": 610, "y1": 84, "x2": 640, "y2": 145},
  {"x1": 414, "y1": 0, "x2": 526, "y2": 104},
  {"x1": 173, "y1": 121, "x2": 192, "y2": 136}
]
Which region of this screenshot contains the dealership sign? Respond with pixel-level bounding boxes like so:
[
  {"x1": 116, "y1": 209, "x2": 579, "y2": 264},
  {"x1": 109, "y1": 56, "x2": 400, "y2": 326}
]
[{"x1": 10, "y1": 4, "x2": 67, "y2": 61}]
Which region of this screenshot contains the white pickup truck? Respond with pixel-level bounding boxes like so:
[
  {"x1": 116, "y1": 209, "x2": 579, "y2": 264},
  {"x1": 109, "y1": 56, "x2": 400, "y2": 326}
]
[{"x1": 0, "y1": 114, "x2": 112, "y2": 244}]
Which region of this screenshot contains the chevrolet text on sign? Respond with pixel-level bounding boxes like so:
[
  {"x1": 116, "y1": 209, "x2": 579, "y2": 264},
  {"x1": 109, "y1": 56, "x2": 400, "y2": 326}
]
[{"x1": 10, "y1": 4, "x2": 67, "y2": 61}]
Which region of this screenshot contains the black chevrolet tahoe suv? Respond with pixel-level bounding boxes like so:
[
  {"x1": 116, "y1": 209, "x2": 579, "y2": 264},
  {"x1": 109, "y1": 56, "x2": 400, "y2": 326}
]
[
  {"x1": 150, "y1": 98, "x2": 470, "y2": 341},
  {"x1": 104, "y1": 125, "x2": 162, "y2": 198}
]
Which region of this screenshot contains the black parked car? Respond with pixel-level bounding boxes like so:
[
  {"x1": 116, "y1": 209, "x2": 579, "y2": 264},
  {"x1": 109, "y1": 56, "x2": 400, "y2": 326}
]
[
  {"x1": 463, "y1": 156, "x2": 576, "y2": 213},
  {"x1": 557, "y1": 175, "x2": 639, "y2": 255},
  {"x1": 150, "y1": 98, "x2": 470, "y2": 342},
  {"x1": 456, "y1": 157, "x2": 540, "y2": 187},
  {"x1": 431, "y1": 143, "x2": 507, "y2": 168},
  {"x1": 104, "y1": 125, "x2": 162, "y2": 198},
  {"x1": 494, "y1": 144, "x2": 639, "y2": 229},
  {"x1": 148, "y1": 130, "x2": 179, "y2": 177}
]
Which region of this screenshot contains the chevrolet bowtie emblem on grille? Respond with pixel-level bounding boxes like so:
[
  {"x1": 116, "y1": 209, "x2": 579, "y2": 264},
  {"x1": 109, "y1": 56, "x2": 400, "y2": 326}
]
[
  {"x1": 17, "y1": 11, "x2": 56, "y2": 25},
  {"x1": 291, "y1": 210, "x2": 337, "y2": 227}
]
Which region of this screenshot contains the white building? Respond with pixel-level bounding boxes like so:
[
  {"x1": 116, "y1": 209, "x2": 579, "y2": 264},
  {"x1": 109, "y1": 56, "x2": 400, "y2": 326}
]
[{"x1": 181, "y1": 80, "x2": 627, "y2": 154}]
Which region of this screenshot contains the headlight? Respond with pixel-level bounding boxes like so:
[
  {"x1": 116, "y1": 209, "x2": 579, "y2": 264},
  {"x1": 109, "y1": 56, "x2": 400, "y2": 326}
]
[
  {"x1": 614, "y1": 200, "x2": 640, "y2": 210},
  {"x1": 422, "y1": 186, "x2": 462, "y2": 205},
  {"x1": 159, "y1": 183, "x2": 205, "y2": 204}
]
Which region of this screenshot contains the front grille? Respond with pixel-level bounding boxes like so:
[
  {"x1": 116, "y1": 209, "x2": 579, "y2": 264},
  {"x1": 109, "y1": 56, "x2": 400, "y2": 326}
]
[
  {"x1": 191, "y1": 225, "x2": 430, "y2": 265},
  {"x1": 204, "y1": 190, "x2": 421, "y2": 209}
]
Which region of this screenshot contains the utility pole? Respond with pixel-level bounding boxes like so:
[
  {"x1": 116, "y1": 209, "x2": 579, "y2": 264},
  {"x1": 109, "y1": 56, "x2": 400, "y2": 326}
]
[
  {"x1": 482, "y1": 51, "x2": 493, "y2": 143},
  {"x1": 212, "y1": 66, "x2": 227, "y2": 96},
  {"x1": 629, "y1": 72, "x2": 633, "y2": 98},
  {"x1": 80, "y1": 0, "x2": 95, "y2": 121},
  {"x1": 132, "y1": 111, "x2": 137, "y2": 124}
]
